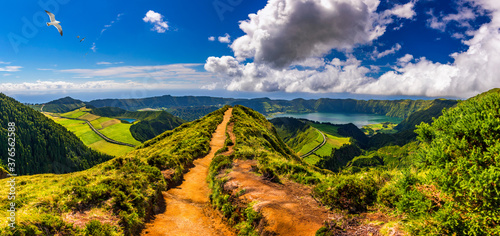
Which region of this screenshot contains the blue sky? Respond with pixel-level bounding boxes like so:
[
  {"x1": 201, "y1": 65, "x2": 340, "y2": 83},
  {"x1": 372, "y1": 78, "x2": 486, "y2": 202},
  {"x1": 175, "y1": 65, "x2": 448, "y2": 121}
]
[{"x1": 1, "y1": 0, "x2": 500, "y2": 102}]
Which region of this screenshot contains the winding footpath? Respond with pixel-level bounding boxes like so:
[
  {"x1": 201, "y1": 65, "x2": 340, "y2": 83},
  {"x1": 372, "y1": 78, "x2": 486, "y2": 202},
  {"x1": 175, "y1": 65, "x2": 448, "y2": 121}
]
[
  {"x1": 300, "y1": 128, "x2": 327, "y2": 158},
  {"x1": 141, "y1": 108, "x2": 234, "y2": 236}
]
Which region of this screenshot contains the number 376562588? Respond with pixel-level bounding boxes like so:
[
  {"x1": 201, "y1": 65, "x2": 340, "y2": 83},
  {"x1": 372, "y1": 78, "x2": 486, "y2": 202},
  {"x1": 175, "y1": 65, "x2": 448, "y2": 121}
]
[{"x1": 8, "y1": 122, "x2": 16, "y2": 160}]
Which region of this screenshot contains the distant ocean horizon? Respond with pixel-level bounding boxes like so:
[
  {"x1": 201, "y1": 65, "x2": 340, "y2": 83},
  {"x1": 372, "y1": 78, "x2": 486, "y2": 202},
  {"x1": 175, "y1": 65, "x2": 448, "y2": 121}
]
[{"x1": 4, "y1": 89, "x2": 459, "y2": 104}]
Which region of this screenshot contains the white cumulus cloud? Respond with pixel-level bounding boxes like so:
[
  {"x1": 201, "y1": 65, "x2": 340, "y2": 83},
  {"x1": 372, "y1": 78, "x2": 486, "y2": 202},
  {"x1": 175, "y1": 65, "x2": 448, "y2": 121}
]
[
  {"x1": 385, "y1": 1, "x2": 416, "y2": 19},
  {"x1": 229, "y1": 0, "x2": 385, "y2": 69},
  {"x1": 143, "y1": 10, "x2": 169, "y2": 33},
  {"x1": 204, "y1": 0, "x2": 500, "y2": 98},
  {"x1": 218, "y1": 33, "x2": 231, "y2": 43}
]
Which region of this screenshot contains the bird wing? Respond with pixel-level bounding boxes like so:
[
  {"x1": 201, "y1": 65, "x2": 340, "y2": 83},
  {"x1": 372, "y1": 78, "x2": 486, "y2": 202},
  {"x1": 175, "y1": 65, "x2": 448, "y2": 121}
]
[
  {"x1": 53, "y1": 23, "x2": 63, "y2": 36},
  {"x1": 45, "y1": 10, "x2": 56, "y2": 22}
]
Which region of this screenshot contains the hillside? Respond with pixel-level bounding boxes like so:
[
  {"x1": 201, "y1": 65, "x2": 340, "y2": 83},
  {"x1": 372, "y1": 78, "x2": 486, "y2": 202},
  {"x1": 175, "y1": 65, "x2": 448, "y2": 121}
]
[
  {"x1": 87, "y1": 95, "x2": 235, "y2": 111},
  {"x1": 48, "y1": 107, "x2": 142, "y2": 156},
  {"x1": 395, "y1": 99, "x2": 458, "y2": 131},
  {"x1": 82, "y1": 95, "x2": 456, "y2": 119},
  {"x1": 208, "y1": 106, "x2": 406, "y2": 235},
  {"x1": 0, "y1": 94, "x2": 112, "y2": 175},
  {"x1": 166, "y1": 106, "x2": 221, "y2": 121},
  {"x1": 0, "y1": 106, "x2": 230, "y2": 235},
  {"x1": 270, "y1": 118, "x2": 351, "y2": 165},
  {"x1": 315, "y1": 89, "x2": 500, "y2": 235},
  {"x1": 90, "y1": 107, "x2": 185, "y2": 142},
  {"x1": 43, "y1": 96, "x2": 87, "y2": 113},
  {"x1": 2, "y1": 90, "x2": 497, "y2": 235}
]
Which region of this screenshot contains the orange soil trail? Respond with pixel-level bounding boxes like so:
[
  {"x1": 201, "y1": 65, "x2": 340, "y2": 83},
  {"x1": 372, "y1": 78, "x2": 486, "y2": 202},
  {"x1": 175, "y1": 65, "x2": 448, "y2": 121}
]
[
  {"x1": 225, "y1": 159, "x2": 330, "y2": 236},
  {"x1": 142, "y1": 108, "x2": 235, "y2": 236}
]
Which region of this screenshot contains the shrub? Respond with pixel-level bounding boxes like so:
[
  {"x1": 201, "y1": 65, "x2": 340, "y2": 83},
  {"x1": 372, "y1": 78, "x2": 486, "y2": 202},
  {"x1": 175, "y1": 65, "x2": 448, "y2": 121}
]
[
  {"x1": 314, "y1": 174, "x2": 378, "y2": 213},
  {"x1": 84, "y1": 220, "x2": 117, "y2": 236},
  {"x1": 377, "y1": 182, "x2": 401, "y2": 208}
]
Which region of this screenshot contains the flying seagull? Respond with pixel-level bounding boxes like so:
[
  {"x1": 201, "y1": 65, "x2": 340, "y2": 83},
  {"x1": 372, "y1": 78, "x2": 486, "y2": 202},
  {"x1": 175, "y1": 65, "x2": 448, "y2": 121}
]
[
  {"x1": 77, "y1": 36, "x2": 85, "y2": 42},
  {"x1": 45, "y1": 10, "x2": 62, "y2": 36}
]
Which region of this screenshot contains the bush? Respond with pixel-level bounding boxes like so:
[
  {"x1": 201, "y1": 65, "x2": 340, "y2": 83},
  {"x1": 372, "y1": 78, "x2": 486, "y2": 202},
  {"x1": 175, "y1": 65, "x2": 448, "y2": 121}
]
[
  {"x1": 84, "y1": 220, "x2": 117, "y2": 236},
  {"x1": 377, "y1": 182, "x2": 401, "y2": 208},
  {"x1": 408, "y1": 90, "x2": 500, "y2": 234},
  {"x1": 314, "y1": 174, "x2": 378, "y2": 213}
]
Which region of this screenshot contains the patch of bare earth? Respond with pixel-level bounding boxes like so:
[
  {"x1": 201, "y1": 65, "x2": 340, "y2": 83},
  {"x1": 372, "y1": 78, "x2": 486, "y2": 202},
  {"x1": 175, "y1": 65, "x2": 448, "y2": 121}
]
[
  {"x1": 141, "y1": 108, "x2": 235, "y2": 236},
  {"x1": 224, "y1": 159, "x2": 330, "y2": 236},
  {"x1": 321, "y1": 211, "x2": 407, "y2": 236},
  {"x1": 63, "y1": 207, "x2": 120, "y2": 229}
]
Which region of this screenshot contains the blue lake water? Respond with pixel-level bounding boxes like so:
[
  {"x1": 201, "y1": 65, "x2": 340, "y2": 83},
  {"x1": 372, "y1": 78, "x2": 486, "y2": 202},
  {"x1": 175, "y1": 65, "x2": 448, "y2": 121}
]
[
  {"x1": 120, "y1": 118, "x2": 137, "y2": 123},
  {"x1": 270, "y1": 112, "x2": 403, "y2": 127}
]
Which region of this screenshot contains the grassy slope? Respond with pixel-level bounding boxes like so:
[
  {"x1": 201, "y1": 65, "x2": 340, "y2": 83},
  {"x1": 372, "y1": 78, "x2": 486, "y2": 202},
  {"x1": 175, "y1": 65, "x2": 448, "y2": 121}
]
[
  {"x1": 0, "y1": 106, "x2": 230, "y2": 235},
  {"x1": 0, "y1": 94, "x2": 112, "y2": 176},
  {"x1": 58, "y1": 107, "x2": 142, "y2": 146},
  {"x1": 99, "y1": 123, "x2": 142, "y2": 146},
  {"x1": 313, "y1": 134, "x2": 350, "y2": 157},
  {"x1": 42, "y1": 97, "x2": 86, "y2": 113},
  {"x1": 293, "y1": 127, "x2": 323, "y2": 155},
  {"x1": 90, "y1": 107, "x2": 185, "y2": 142},
  {"x1": 50, "y1": 116, "x2": 135, "y2": 157},
  {"x1": 307, "y1": 122, "x2": 340, "y2": 136}
]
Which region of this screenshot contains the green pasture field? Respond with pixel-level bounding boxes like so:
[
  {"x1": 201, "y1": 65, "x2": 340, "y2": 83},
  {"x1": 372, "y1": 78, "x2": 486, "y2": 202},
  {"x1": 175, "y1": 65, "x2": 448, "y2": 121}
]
[{"x1": 99, "y1": 123, "x2": 142, "y2": 146}]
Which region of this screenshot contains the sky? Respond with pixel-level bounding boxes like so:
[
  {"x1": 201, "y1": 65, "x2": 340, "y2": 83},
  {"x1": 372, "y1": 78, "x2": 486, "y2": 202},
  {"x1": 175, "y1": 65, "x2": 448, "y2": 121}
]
[{"x1": 1, "y1": 0, "x2": 500, "y2": 103}]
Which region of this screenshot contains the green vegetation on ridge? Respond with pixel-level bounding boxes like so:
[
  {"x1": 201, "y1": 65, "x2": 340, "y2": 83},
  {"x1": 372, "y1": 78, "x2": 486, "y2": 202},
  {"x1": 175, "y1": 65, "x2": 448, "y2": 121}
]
[
  {"x1": 90, "y1": 107, "x2": 185, "y2": 142},
  {"x1": 0, "y1": 106, "x2": 230, "y2": 235},
  {"x1": 83, "y1": 94, "x2": 456, "y2": 119},
  {"x1": 0, "y1": 94, "x2": 112, "y2": 175},
  {"x1": 43, "y1": 96, "x2": 87, "y2": 113}
]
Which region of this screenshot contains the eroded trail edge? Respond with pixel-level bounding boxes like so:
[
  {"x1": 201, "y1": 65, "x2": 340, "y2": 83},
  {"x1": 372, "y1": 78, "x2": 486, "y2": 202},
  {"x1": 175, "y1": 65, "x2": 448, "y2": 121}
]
[{"x1": 142, "y1": 108, "x2": 234, "y2": 236}]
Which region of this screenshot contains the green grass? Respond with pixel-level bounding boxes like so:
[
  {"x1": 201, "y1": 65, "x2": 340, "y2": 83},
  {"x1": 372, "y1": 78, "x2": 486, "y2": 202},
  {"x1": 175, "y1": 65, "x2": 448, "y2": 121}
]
[
  {"x1": 362, "y1": 122, "x2": 398, "y2": 135},
  {"x1": 307, "y1": 123, "x2": 340, "y2": 136},
  {"x1": 53, "y1": 109, "x2": 142, "y2": 147},
  {"x1": 303, "y1": 154, "x2": 321, "y2": 165},
  {"x1": 60, "y1": 108, "x2": 90, "y2": 119},
  {"x1": 295, "y1": 128, "x2": 323, "y2": 155},
  {"x1": 52, "y1": 117, "x2": 136, "y2": 156},
  {"x1": 325, "y1": 134, "x2": 350, "y2": 147},
  {"x1": 306, "y1": 134, "x2": 350, "y2": 162},
  {"x1": 90, "y1": 119, "x2": 103, "y2": 129},
  {"x1": 99, "y1": 123, "x2": 142, "y2": 146},
  {"x1": 89, "y1": 140, "x2": 135, "y2": 157},
  {"x1": 53, "y1": 117, "x2": 102, "y2": 146},
  {"x1": 0, "y1": 106, "x2": 230, "y2": 235}
]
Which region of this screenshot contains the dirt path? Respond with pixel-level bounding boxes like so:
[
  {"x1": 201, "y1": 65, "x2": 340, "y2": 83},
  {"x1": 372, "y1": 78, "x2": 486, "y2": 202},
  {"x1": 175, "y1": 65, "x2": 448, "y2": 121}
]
[
  {"x1": 225, "y1": 159, "x2": 330, "y2": 236},
  {"x1": 142, "y1": 108, "x2": 235, "y2": 236}
]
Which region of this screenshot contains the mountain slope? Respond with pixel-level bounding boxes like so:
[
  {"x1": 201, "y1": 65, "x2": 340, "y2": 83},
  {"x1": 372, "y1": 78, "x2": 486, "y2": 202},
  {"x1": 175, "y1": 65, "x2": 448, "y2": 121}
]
[
  {"x1": 84, "y1": 95, "x2": 456, "y2": 119},
  {"x1": 90, "y1": 107, "x2": 185, "y2": 142},
  {"x1": 395, "y1": 99, "x2": 458, "y2": 131},
  {"x1": 0, "y1": 105, "x2": 230, "y2": 235},
  {"x1": 43, "y1": 96, "x2": 87, "y2": 113},
  {"x1": 0, "y1": 93, "x2": 112, "y2": 175}
]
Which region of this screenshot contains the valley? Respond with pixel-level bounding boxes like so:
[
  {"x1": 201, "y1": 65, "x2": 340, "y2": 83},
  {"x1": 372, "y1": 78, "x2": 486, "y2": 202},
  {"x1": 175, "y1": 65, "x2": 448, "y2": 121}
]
[
  {"x1": 3, "y1": 1, "x2": 499, "y2": 235},
  {"x1": 0, "y1": 90, "x2": 498, "y2": 235}
]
